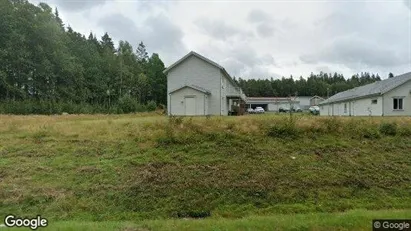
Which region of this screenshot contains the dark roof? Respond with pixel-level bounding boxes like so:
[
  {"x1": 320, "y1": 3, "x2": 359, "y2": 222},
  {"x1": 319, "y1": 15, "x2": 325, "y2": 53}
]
[
  {"x1": 319, "y1": 72, "x2": 411, "y2": 105},
  {"x1": 169, "y1": 84, "x2": 211, "y2": 95}
]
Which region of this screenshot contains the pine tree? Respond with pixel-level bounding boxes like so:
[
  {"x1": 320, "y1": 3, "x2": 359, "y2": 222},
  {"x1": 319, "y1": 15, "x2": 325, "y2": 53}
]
[{"x1": 136, "y1": 42, "x2": 148, "y2": 63}]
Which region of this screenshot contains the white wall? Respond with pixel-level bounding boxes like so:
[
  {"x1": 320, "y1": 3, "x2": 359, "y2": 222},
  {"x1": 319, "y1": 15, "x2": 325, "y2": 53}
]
[
  {"x1": 383, "y1": 80, "x2": 411, "y2": 116},
  {"x1": 268, "y1": 103, "x2": 278, "y2": 111},
  {"x1": 351, "y1": 97, "x2": 383, "y2": 116},
  {"x1": 169, "y1": 87, "x2": 207, "y2": 116},
  {"x1": 319, "y1": 104, "x2": 329, "y2": 116},
  {"x1": 297, "y1": 97, "x2": 311, "y2": 109},
  {"x1": 320, "y1": 96, "x2": 383, "y2": 116},
  {"x1": 220, "y1": 72, "x2": 228, "y2": 115},
  {"x1": 167, "y1": 55, "x2": 221, "y2": 115}
]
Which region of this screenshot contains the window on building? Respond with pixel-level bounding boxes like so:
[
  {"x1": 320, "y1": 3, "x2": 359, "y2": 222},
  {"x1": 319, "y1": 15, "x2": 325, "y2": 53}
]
[
  {"x1": 393, "y1": 98, "x2": 403, "y2": 110},
  {"x1": 371, "y1": 99, "x2": 377, "y2": 104},
  {"x1": 344, "y1": 103, "x2": 347, "y2": 113}
]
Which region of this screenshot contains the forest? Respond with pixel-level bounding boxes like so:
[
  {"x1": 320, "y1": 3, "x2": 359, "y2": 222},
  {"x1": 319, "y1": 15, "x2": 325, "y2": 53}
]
[
  {"x1": 236, "y1": 72, "x2": 385, "y2": 98},
  {"x1": 0, "y1": 0, "x2": 389, "y2": 114}
]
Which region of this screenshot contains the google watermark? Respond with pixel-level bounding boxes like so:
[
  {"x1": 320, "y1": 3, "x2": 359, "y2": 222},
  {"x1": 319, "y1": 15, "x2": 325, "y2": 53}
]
[
  {"x1": 373, "y1": 219, "x2": 411, "y2": 231},
  {"x1": 2, "y1": 215, "x2": 48, "y2": 230}
]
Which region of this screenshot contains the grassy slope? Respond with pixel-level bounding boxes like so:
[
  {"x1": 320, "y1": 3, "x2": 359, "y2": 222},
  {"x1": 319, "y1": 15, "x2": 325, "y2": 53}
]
[
  {"x1": 0, "y1": 114, "x2": 410, "y2": 225},
  {"x1": 42, "y1": 209, "x2": 411, "y2": 231}
]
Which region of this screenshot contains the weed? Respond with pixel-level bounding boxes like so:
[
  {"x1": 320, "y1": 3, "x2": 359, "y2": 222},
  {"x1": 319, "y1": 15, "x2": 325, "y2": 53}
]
[
  {"x1": 1, "y1": 114, "x2": 411, "y2": 223},
  {"x1": 359, "y1": 127, "x2": 381, "y2": 139},
  {"x1": 321, "y1": 117, "x2": 343, "y2": 134},
  {"x1": 168, "y1": 115, "x2": 183, "y2": 126},
  {"x1": 267, "y1": 120, "x2": 299, "y2": 138},
  {"x1": 398, "y1": 125, "x2": 411, "y2": 137},
  {"x1": 379, "y1": 122, "x2": 397, "y2": 136}
]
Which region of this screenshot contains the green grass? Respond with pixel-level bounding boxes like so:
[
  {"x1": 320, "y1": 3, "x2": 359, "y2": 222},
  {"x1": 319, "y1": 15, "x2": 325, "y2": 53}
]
[
  {"x1": 0, "y1": 114, "x2": 410, "y2": 229},
  {"x1": 27, "y1": 209, "x2": 411, "y2": 231}
]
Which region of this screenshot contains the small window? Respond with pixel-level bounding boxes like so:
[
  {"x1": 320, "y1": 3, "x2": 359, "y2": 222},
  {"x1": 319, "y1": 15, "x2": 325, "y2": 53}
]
[
  {"x1": 344, "y1": 103, "x2": 347, "y2": 113},
  {"x1": 371, "y1": 99, "x2": 377, "y2": 104},
  {"x1": 393, "y1": 98, "x2": 404, "y2": 110}
]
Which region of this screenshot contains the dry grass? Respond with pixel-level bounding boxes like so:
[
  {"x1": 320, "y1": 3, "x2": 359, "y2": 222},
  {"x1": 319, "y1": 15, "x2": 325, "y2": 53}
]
[{"x1": 0, "y1": 113, "x2": 410, "y2": 222}]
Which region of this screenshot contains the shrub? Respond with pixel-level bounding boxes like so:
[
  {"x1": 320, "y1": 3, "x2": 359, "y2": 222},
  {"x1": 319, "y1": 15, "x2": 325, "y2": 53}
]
[
  {"x1": 146, "y1": 100, "x2": 157, "y2": 111},
  {"x1": 176, "y1": 210, "x2": 211, "y2": 218},
  {"x1": 267, "y1": 120, "x2": 299, "y2": 138},
  {"x1": 169, "y1": 115, "x2": 183, "y2": 126},
  {"x1": 379, "y1": 122, "x2": 397, "y2": 136},
  {"x1": 322, "y1": 117, "x2": 343, "y2": 134},
  {"x1": 360, "y1": 127, "x2": 381, "y2": 139},
  {"x1": 398, "y1": 126, "x2": 411, "y2": 137},
  {"x1": 117, "y1": 95, "x2": 138, "y2": 113},
  {"x1": 135, "y1": 104, "x2": 147, "y2": 112}
]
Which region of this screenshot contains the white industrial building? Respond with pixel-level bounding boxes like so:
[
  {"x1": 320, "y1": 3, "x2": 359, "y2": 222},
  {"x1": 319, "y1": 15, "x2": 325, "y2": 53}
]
[
  {"x1": 319, "y1": 72, "x2": 411, "y2": 116},
  {"x1": 246, "y1": 96, "x2": 324, "y2": 111}
]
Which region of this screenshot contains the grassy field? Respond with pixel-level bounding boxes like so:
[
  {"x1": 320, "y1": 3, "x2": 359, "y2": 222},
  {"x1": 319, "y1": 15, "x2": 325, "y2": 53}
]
[{"x1": 0, "y1": 113, "x2": 410, "y2": 230}]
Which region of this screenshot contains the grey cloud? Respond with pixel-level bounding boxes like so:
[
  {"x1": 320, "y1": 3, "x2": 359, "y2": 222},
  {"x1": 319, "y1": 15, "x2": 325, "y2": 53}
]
[
  {"x1": 300, "y1": 35, "x2": 407, "y2": 68},
  {"x1": 218, "y1": 45, "x2": 278, "y2": 78},
  {"x1": 143, "y1": 14, "x2": 186, "y2": 55},
  {"x1": 228, "y1": 46, "x2": 272, "y2": 68},
  {"x1": 221, "y1": 58, "x2": 247, "y2": 77},
  {"x1": 256, "y1": 23, "x2": 275, "y2": 37},
  {"x1": 223, "y1": 57, "x2": 279, "y2": 79},
  {"x1": 195, "y1": 18, "x2": 253, "y2": 40},
  {"x1": 246, "y1": 66, "x2": 281, "y2": 79},
  {"x1": 315, "y1": 2, "x2": 408, "y2": 42},
  {"x1": 247, "y1": 9, "x2": 272, "y2": 23},
  {"x1": 248, "y1": 9, "x2": 289, "y2": 38},
  {"x1": 136, "y1": 1, "x2": 173, "y2": 10},
  {"x1": 305, "y1": 1, "x2": 410, "y2": 70},
  {"x1": 315, "y1": 66, "x2": 332, "y2": 74},
  {"x1": 52, "y1": 0, "x2": 107, "y2": 11},
  {"x1": 98, "y1": 13, "x2": 186, "y2": 61},
  {"x1": 98, "y1": 14, "x2": 138, "y2": 42},
  {"x1": 404, "y1": 0, "x2": 411, "y2": 10}
]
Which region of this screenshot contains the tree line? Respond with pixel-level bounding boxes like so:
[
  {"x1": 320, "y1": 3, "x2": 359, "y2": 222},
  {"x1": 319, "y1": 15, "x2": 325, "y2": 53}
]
[
  {"x1": 0, "y1": 0, "x2": 389, "y2": 114},
  {"x1": 0, "y1": 0, "x2": 166, "y2": 114},
  {"x1": 235, "y1": 72, "x2": 384, "y2": 98}
]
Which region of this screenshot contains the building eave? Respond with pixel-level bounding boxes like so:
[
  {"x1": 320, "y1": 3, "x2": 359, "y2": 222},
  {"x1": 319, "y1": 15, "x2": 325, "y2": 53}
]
[
  {"x1": 319, "y1": 93, "x2": 381, "y2": 105},
  {"x1": 169, "y1": 84, "x2": 211, "y2": 95}
]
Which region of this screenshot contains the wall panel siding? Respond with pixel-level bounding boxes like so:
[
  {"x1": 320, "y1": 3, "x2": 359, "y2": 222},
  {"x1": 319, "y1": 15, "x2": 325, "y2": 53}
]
[
  {"x1": 169, "y1": 87, "x2": 206, "y2": 116},
  {"x1": 220, "y1": 72, "x2": 227, "y2": 115},
  {"x1": 319, "y1": 104, "x2": 330, "y2": 116},
  {"x1": 167, "y1": 55, "x2": 221, "y2": 115},
  {"x1": 351, "y1": 97, "x2": 383, "y2": 116},
  {"x1": 383, "y1": 80, "x2": 411, "y2": 116},
  {"x1": 320, "y1": 96, "x2": 383, "y2": 116}
]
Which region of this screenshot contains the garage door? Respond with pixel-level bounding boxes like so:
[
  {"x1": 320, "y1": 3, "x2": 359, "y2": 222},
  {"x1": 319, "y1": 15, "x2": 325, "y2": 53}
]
[{"x1": 185, "y1": 97, "x2": 196, "y2": 115}]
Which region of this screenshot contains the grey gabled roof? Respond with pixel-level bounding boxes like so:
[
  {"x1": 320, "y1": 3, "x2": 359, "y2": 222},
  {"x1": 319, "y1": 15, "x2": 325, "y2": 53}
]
[
  {"x1": 319, "y1": 72, "x2": 411, "y2": 105},
  {"x1": 163, "y1": 51, "x2": 242, "y2": 91},
  {"x1": 163, "y1": 51, "x2": 224, "y2": 74},
  {"x1": 169, "y1": 84, "x2": 211, "y2": 95}
]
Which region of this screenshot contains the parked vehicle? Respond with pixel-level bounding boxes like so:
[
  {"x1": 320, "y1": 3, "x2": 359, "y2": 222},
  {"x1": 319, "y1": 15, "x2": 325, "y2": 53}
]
[
  {"x1": 254, "y1": 107, "x2": 265, "y2": 114},
  {"x1": 247, "y1": 108, "x2": 255, "y2": 114},
  {"x1": 292, "y1": 106, "x2": 303, "y2": 112},
  {"x1": 309, "y1": 106, "x2": 320, "y2": 115},
  {"x1": 279, "y1": 107, "x2": 290, "y2": 113}
]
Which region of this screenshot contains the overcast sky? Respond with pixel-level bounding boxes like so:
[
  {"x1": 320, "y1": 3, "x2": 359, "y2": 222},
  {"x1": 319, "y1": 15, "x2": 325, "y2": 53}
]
[{"x1": 30, "y1": 0, "x2": 411, "y2": 80}]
